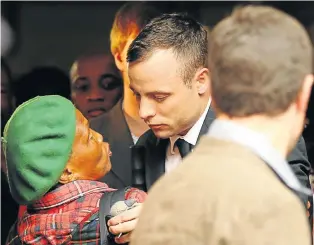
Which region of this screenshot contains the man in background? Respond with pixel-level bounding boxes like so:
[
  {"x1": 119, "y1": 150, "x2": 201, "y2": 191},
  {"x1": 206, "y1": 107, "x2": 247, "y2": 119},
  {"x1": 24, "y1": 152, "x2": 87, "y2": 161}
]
[
  {"x1": 90, "y1": 2, "x2": 160, "y2": 188},
  {"x1": 70, "y1": 53, "x2": 122, "y2": 119}
]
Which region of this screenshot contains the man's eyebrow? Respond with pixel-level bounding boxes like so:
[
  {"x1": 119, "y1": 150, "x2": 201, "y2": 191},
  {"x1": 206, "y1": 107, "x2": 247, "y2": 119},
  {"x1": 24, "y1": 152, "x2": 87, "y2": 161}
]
[
  {"x1": 129, "y1": 85, "x2": 171, "y2": 96},
  {"x1": 73, "y1": 76, "x2": 88, "y2": 83},
  {"x1": 147, "y1": 91, "x2": 171, "y2": 95},
  {"x1": 99, "y1": 74, "x2": 120, "y2": 81}
]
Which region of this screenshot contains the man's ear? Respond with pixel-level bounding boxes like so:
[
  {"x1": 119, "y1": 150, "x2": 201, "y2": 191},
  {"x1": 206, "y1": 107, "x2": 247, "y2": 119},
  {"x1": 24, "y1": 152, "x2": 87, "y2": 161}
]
[
  {"x1": 296, "y1": 74, "x2": 314, "y2": 114},
  {"x1": 114, "y1": 52, "x2": 124, "y2": 72},
  {"x1": 195, "y1": 68, "x2": 210, "y2": 95},
  {"x1": 59, "y1": 167, "x2": 77, "y2": 184}
]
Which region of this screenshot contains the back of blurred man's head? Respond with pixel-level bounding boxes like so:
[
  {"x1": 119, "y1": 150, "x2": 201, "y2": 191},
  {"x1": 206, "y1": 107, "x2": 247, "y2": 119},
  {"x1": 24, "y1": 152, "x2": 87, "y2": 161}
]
[
  {"x1": 209, "y1": 5, "x2": 313, "y2": 152},
  {"x1": 209, "y1": 5, "x2": 312, "y2": 117}
]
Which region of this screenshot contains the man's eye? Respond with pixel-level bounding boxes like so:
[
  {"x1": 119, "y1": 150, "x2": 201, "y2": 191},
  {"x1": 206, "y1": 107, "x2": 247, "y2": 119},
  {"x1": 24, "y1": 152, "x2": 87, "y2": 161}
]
[
  {"x1": 101, "y1": 79, "x2": 122, "y2": 91},
  {"x1": 74, "y1": 84, "x2": 89, "y2": 92},
  {"x1": 154, "y1": 96, "x2": 167, "y2": 102},
  {"x1": 133, "y1": 92, "x2": 141, "y2": 100}
]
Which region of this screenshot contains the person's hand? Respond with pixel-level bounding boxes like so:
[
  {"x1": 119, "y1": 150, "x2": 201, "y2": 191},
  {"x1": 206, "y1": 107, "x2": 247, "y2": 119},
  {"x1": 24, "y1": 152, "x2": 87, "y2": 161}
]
[{"x1": 107, "y1": 203, "x2": 143, "y2": 244}]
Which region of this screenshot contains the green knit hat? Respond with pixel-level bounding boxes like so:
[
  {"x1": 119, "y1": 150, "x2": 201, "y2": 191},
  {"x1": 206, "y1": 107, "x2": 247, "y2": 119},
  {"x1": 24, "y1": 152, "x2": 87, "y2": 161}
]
[{"x1": 2, "y1": 95, "x2": 76, "y2": 205}]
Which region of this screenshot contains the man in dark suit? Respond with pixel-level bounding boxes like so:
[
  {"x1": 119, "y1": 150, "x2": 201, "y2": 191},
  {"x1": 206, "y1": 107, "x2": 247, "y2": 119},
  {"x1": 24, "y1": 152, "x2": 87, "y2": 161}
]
[
  {"x1": 90, "y1": 3, "x2": 161, "y2": 188},
  {"x1": 127, "y1": 13, "x2": 312, "y2": 210}
]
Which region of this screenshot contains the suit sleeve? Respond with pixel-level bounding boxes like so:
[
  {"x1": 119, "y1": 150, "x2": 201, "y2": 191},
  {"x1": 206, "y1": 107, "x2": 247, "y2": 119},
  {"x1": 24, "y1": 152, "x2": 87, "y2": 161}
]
[{"x1": 287, "y1": 136, "x2": 311, "y2": 206}]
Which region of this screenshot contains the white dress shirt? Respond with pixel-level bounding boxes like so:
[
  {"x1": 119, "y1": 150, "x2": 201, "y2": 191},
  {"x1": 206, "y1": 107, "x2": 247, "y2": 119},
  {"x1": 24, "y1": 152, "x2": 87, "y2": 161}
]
[
  {"x1": 131, "y1": 133, "x2": 139, "y2": 144},
  {"x1": 165, "y1": 99, "x2": 211, "y2": 173}
]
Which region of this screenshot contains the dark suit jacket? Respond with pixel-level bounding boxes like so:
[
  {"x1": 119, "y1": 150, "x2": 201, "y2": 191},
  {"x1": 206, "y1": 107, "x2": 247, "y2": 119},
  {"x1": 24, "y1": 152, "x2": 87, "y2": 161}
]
[
  {"x1": 90, "y1": 100, "x2": 137, "y2": 189},
  {"x1": 132, "y1": 107, "x2": 312, "y2": 208}
]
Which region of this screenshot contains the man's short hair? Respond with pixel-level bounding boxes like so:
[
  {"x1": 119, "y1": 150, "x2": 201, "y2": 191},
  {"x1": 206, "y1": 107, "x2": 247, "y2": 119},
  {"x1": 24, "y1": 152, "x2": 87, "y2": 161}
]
[
  {"x1": 127, "y1": 13, "x2": 208, "y2": 85},
  {"x1": 110, "y1": 2, "x2": 161, "y2": 56},
  {"x1": 209, "y1": 5, "x2": 313, "y2": 117}
]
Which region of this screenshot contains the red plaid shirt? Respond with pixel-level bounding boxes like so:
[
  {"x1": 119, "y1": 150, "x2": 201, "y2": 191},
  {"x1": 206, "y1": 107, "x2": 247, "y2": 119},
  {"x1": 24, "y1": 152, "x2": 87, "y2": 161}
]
[{"x1": 6, "y1": 180, "x2": 147, "y2": 245}]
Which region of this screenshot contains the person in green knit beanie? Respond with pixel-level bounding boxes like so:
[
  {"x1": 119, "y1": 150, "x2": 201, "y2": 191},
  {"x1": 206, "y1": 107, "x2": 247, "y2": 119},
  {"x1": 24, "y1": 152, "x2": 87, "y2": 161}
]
[{"x1": 2, "y1": 95, "x2": 146, "y2": 245}]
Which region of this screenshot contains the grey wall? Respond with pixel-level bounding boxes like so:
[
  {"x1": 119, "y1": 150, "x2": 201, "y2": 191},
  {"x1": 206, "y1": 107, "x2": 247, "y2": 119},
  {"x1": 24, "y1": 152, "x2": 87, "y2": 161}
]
[
  {"x1": 3, "y1": 2, "x2": 313, "y2": 79},
  {"x1": 4, "y1": 2, "x2": 122, "y2": 77},
  {"x1": 2, "y1": 1, "x2": 199, "y2": 78}
]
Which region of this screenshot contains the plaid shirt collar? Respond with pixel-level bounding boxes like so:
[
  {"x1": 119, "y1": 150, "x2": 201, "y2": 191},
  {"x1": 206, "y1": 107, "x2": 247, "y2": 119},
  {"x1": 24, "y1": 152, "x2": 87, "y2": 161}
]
[{"x1": 30, "y1": 180, "x2": 115, "y2": 210}]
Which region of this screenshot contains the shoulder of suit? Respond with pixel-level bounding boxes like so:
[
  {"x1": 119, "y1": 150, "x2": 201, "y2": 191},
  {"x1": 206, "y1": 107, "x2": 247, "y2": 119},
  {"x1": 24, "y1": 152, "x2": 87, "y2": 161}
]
[
  {"x1": 287, "y1": 135, "x2": 309, "y2": 164},
  {"x1": 89, "y1": 111, "x2": 111, "y2": 130},
  {"x1": 295, "y1": 135, "x2": 307, "y2": 152},
  {"x1": 89, "y1": 100, "x2": 123, "y2": 131}
]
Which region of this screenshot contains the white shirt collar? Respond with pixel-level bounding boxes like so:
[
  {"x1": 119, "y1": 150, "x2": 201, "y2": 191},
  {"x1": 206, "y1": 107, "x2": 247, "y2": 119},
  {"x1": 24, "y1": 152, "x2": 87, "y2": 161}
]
[
  {"x1": 207, "y1": 119, "x2": 312, "y2": 196},
  {"x1": 169, "y1": 99, "x2": 211, "y2": 153}
]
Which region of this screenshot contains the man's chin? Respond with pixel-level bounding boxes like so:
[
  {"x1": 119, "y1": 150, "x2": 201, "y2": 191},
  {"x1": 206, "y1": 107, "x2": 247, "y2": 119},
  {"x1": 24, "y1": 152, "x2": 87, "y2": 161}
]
[
  {"x1": 151, "y1": 129, "x2": 173, "y2": 139},
  {"x1": 87, "y1": 110, "x2": 106, "y2": 119}
]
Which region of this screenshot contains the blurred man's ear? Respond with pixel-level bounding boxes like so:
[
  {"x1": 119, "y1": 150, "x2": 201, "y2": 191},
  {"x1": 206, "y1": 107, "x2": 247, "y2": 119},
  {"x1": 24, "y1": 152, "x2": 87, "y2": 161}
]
[
  {"x1": 296, "y1": 74, "x2": 314, "y2": 114},
  {"x1": 115, "y1": 37, "x2": 137, "y2": 73},
  {"x1": 114, "y1": 52, "x2": 124, "y2": 72}
]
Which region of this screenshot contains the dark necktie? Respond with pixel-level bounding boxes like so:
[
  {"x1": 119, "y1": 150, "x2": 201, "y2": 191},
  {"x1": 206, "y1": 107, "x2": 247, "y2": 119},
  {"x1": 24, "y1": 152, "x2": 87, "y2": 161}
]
[{"x1": 175, "y1": 139, "x2": 191, "y2": 158}]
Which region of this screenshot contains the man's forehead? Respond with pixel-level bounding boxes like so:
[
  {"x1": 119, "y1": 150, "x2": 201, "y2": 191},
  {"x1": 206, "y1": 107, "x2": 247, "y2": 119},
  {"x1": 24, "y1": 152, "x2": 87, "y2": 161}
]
[
  {"x1": 70, "y1": 54, "x2": 118, "y2": 80},
  {"x1": 129, "y1": 49, "x2": 180, "y2": 70},
  {"x1": 129, "y1": 50, "x2": 180, "y2": 79},
  {"x1": 129, "y1": 70, "x2": 181, "y2": 95},
  {"x1": 76, "y1": 54, "x2": 115, "y2": 67}
]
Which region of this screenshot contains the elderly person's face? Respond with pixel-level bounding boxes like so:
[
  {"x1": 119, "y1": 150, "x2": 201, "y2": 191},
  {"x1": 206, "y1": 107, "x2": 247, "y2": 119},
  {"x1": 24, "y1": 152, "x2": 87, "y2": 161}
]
[
  {"x1": 59, "y1": 110, "x2": 112, "y2": 183},
  {"x1": 70, "y1": 54, "x2": 122, "y2": 119}
]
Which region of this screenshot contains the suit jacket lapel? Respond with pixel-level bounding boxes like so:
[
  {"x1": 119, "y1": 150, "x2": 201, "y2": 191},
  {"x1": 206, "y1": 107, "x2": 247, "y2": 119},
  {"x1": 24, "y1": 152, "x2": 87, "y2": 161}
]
[
  {"x1": 145, "y1": 136, "x2": 169, "y2": 190},
  {"x1": 106, "y1": 101, "x2": 134, "y2": 186}
]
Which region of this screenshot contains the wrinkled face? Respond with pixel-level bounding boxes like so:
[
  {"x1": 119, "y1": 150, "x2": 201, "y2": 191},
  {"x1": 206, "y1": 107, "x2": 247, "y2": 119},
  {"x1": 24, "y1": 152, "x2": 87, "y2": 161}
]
[
  {"x1": 71, "y1": 55, "x2": 123, "y2": 119},
  {"x1": 128, "y1": 49, "x2": 208, "y2": 138},
  {"x1": 64, "y1": 110, "x2": 111, "y2": 181}
]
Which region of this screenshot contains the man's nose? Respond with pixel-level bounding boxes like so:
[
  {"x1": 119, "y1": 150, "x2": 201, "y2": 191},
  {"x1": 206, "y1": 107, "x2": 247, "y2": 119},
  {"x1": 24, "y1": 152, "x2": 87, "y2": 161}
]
[
  {"x1": 139, "y1": 98, "x2": 156, "y2": 120},
  {"x1": 87, "y1": 88, "x2": 104, "y2": 101}
]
